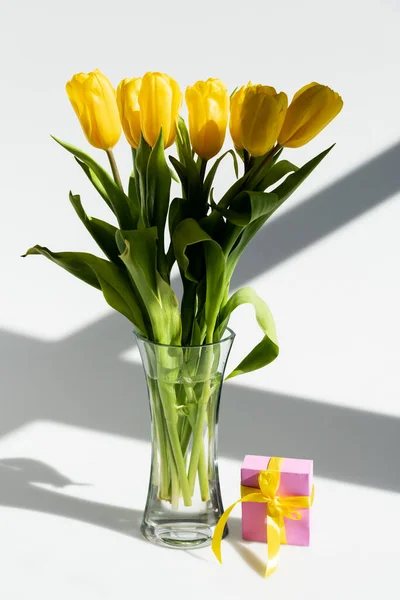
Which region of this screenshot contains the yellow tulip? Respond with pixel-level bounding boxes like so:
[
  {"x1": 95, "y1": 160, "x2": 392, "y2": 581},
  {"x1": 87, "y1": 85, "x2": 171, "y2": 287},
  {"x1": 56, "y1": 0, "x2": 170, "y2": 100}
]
[
  {"x1": 116, "y1": 78, "x2": 142, "y2": 149},
  {"x1": 185, "y1": 78, "x2": 229, "y2": 159},
  {"x1": 278, "y1": 82, "x2": 343, "y2": 148},
  {"x1": 239, "y1": 85, "x2": 288, "y2": 157},
  {"x1": 229, "y1": 82, "x2": 251, "y2": 150},
  {"x1": 138, "y1": 72, "x2": 182, "y2": 148},
  {"x1": 66, "y1": 69, "x2": 121, "y2": 150}
]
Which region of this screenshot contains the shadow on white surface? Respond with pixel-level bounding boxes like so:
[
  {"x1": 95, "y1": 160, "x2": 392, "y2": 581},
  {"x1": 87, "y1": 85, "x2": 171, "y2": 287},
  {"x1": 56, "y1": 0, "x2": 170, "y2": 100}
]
[
  {"x1": 1, "y1": 316, "x2": 400, "y2": 492},
  {"x1": 0, "y1": 457, "x2": 262, "y2": 573},
  {"x1": 232, "y1": 140, "x2": 400, "y2": 285},
  {"x1": 225, "y1": 517, "x2": 266, "y2": 578},
  {"x1": 1, "y1": 141, "x2": 400, "y2": 517},
  {"x1": 0, "y1": 458, "x2": 144, "y2": 541}
]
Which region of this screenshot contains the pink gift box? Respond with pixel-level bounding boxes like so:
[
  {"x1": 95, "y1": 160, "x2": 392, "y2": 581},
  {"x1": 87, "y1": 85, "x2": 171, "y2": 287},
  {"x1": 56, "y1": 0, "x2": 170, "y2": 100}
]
[{"x1": 241, "y1": 455, "x2": 313, "y2": 546}]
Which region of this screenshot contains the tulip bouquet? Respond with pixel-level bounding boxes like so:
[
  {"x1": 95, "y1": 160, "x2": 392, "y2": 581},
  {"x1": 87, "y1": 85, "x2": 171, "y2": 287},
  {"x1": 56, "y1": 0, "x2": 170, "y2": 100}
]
[{"x1": 25, "y1": 71, "x2": 342, "y2": 510}]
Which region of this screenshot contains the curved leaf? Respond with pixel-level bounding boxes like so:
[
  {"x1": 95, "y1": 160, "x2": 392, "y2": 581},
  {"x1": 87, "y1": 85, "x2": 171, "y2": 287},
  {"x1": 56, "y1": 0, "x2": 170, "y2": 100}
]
[
  {"x1": 175, "y1": 116, "x2": 193, "y2": 167},
  {"x1": 220, "y1": 191, "x2": 280, "y2": 227},
  {"x1": 254, "y1": 159, "x2": 298, "y2": 192},
  {"x1": 116, "y1": 228, "x2": 181, "y2": 345},
  {"x1": 216, "y1": 286, "x2": 279, "y2": 379},
  {"x1": 274, "y1": 145, "x2": 335, "y2": 202},
  {"x1": 203, "y1": 150, "x2": 239, "y2": 200},
  {"x1": 23, "y1": 245, "x2": 147, "y2": 334},
  {"x1": 173, "y1": 218, "x2": 226, "y2": 339},
  {"x1": 52, "y1": 136, "x2": 138, "y2": 229},
  {"x1": 69, "y1": 192, "x2": 120, "y2": 263},
  {"x1": 146, "y1": 129, "x2": 171, "y2": 281},
  {"x1": 167, "y1": 197, "x2": 189, "y2": 273},
  {"x1": 225, "y1": 145, "x2": 335, "y2": 279},
  {"x1": 74, "y1": 158, "x2": 112, "y2": 209}
]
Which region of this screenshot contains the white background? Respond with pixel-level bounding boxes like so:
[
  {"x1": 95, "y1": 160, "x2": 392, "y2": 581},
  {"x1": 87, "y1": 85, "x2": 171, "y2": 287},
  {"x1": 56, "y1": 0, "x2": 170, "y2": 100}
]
[{"x1": 1, "y1": 0, "x2": 399, "y2": 598}]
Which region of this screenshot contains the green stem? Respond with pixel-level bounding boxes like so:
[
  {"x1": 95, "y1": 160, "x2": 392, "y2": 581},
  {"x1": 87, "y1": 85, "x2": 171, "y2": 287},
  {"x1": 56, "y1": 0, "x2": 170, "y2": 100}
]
[
  {"x1": 149, "y1": 378, "x2": 170, "y2": 500},
  {"x1": 197, "y1": 439, "x2": 209, "y2": 501},
  {"x1": 247, "y1": 144, "x2": 281, "y2": 188},
  {"x1": 187, "y1": 347, "x2": 215, "y2": 495},
  {"x1": 131, "y1": 147, "x2": 137, "y2": 169},
  {"x1": 158, "y1": 380, "x2": 192, "y2": 506},
  {"x1": 221, "y1": 222, "x2": 243, "y2": 256},
  {"x1": 199, "y1": 158, "x2": 208, "y2": 183},
  {"x1": 166, "y1": 432, "x2": 180, "y2": 510},
  {"x1": 186, "y1": 401, "x2": 209, "y2": 501},
  {"x1": 180, "y1": 417, "x2": 192, "y2": 457},
  {"x1": 243, "y1": 149, "x2": 250, "y2": 172},
  {"x1": 187, "y1": 400, "x2": 209, "y2": 495},
  {"x1": 106, "y1": 149, "x2": 124, "y2": 191}
]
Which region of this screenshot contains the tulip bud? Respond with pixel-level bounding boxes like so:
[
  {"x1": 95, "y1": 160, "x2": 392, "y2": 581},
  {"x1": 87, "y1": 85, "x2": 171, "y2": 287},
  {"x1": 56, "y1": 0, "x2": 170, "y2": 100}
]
[
  {"x1": 278, "y1": 82, "x2": 343, "y2": 148},
  {"x1": 240, "y1": 85, "x2": 288, "y2": 157},
  {"x1": 116, "y1": 78, "x2": 142, "y2": 149},
  {"x1": 230, "y1": 84, "x2": 287, "y2": 157},
  {"x1": 138, "y1": 72, "x2": 182, "y2": 148},
  {"x1": 185, "y1": 79, "x2": 229, "y2": 159},
  {"x1": 66, "y1": 69, "x2": 121, "y2": 150},
  {"x1": 229, "y1": 82, "x2": 251, "y2": 150}
]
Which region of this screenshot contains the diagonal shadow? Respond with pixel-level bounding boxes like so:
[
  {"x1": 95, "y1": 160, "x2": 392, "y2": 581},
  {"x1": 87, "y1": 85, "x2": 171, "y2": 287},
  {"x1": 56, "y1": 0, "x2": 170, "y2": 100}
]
[
  {"x1": 1, "y1": 141, "x2": 400, "y2": 533},
  {"x1": 1, "y1": 316, "x2": 399, "y2": 492},
  {"x1": 232, "y1": 141, "x2": 400, "y2": 285},
  {"x1": 0, "y1": 458, "x2": 144, "y2": 540},
  {"x1": 0, "y1": 456, "x2": 240, "y2": 557}
]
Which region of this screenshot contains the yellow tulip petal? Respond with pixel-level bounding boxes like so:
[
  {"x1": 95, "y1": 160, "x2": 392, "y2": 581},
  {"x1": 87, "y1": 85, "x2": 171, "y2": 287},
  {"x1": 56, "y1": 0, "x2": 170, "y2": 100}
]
[
  {"x1": 241, "y1": 94, "x2": 279, "y2": 156},
  {"x1": 278, "y1": 83, "x2": 343, "y2": 148},
  {"x1": 229, "y1": 85, "x2": 247, "y2": 149},
  {"x1": 186, "y1": 78, "x2": 229, "y2": 159},
  {"x1": 239, "y1": 85, "x2": 287, "y2": 157},
  {"x1": 291, "y1": 81, "x2": 319, "y2": 103},
  {"x1": 117, "y1": 78, "x2": 142, "y2": 148},
  {"x1": 65, "y1": 69, "x2": 121, "y2": 150},
  {"x1": 139, "y1": 72, "x2": 182, "y2": 149}
]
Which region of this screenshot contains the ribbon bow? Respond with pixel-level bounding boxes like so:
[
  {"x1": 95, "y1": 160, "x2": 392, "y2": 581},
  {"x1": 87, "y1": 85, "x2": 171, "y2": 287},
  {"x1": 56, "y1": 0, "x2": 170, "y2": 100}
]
[{"x1": 212, "y1": 457, "x2": 314, "y2": 578}]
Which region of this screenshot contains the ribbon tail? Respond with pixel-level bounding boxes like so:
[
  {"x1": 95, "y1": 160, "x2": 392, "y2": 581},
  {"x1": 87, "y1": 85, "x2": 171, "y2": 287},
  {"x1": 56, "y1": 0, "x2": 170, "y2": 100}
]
[
  {"x1": 265, "y1": 514, "x2": 282, "y2": 578},
  {"x1": 212, "y1": 500, "x2": 240, "y2": 564},
  {"x1": 212, "y1": 492, "x2": 266, "y2": 564}
]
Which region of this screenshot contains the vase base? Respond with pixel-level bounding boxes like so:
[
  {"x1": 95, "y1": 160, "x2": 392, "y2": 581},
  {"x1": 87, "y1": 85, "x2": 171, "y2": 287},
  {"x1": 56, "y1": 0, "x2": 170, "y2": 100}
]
[{"x1": 141, "y1": 521, "x2": 215, "y2": 549}]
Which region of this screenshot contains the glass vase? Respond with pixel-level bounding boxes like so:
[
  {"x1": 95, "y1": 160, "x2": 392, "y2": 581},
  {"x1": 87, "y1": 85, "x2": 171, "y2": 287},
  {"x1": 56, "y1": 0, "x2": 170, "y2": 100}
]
[{"x1": 135, "y1": 329, "x2": 235, "y2": 549}]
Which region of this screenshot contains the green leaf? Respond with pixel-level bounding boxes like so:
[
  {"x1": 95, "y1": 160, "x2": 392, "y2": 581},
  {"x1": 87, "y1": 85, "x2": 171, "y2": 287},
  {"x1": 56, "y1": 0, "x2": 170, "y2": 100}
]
[
  {"x1": 169, "y1": 197, "x2": 188, "y2": 237},
  {"x1": 52, "y1": 136, "x2": 138, "y2": 229},
  {"x1": 167, "y1": 197, "x2": 189, "y2": 272},
  {"x1": 173, "y1": 218, "x2": 226, "y2": 340},
  {"x1": 274, "y1": 144, "x2": 335, "y2": 202},
  {"x1": 247, "y1": 147, "x2": 284, "y2": 189},
  {"x1": 116, "y1": 228, "x2": 181, "y2": 345},
  {"x1": 74, "y1": 158, "x2": 112, "y2": 210},
  {"x1": 226, "y1": 145, "x2": 335, "y2": 278},
  {"x1": 135, "y1": 134, "x2": 152, "y2": 225},
  {"x1": 254, "y1": 159, "x2": 298, "y2": 192},
  {"x1": 219, "y1": 190, "x2": 280, "y2": 227},
  {"x1": 128, "y1": 148, "x2": 141, "y2": 220},
  {"x1": 175, "y1": 116, "x2": 193, "y2": 167},
  {"x1": 146, "y1": 129, "x2": 171, "y2": 280},
  {"x1": 169, "y1": 167, "x2": 180, "y2": 183},
  {"x1": 23, "y1": 245, "x2": 147, "y2": 334},
  {"x1": 169, "y1": 156, "x2": 188, "y2": 191},
  {"x1": 169, "y1": 154, "x2": 202, "y2": 215},
  {"x1": 69, "y1": 192, "x2": 120, "y2": 263},
  {"x1": 127, "y1": 156, "x2": 141, "y2": 223},
  {"x1": 216, "y1": 287, "x2": 279, "y2": 379},
  {"x1": 203, "y1": 150, "x2": 239, "y2": 201}
]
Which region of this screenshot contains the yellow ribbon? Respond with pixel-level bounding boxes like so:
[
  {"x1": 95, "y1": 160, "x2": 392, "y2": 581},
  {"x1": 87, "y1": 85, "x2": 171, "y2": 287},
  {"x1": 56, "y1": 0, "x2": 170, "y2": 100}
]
[{"x1": 212, "y1": 457, "x2": 314, "y2": 578}]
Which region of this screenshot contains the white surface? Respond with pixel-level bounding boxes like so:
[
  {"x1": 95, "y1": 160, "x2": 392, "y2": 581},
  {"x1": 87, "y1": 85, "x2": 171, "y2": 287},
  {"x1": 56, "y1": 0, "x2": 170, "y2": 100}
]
[{"x1": 1, "y1": 0, "x2": 400, "y2": 597}]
